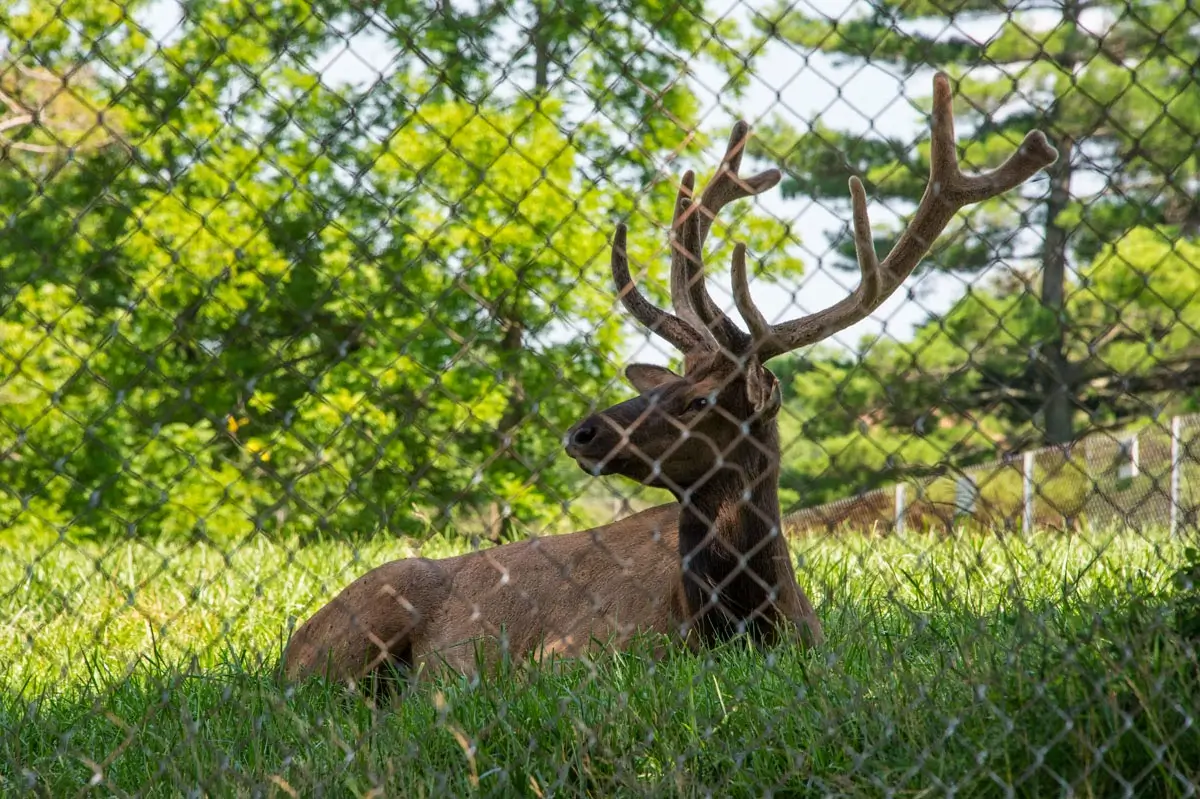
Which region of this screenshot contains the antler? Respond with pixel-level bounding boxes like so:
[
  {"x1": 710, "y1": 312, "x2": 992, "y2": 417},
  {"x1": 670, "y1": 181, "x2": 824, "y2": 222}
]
[
  {"x1": 611, "y1": 71, "x2": 1058, "y2": 364},
  {"x1": 732, "y1": 71, "x2": 1059, "y2": 362},
  {"x1": 611, "y1": 122, "x2": 781, "y2": 356},
  {"x1": 671, "y1": 123, "x2": 783, "y2": 352},
  {"x1": 611, "y1": 223, "x2": 712, "y2": 353}
]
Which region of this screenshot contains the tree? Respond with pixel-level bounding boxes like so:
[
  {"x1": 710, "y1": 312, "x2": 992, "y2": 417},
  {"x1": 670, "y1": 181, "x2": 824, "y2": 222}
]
[
  {"x1": 374, "y1": 0, "x2": 776, "y2": 538},
  {"x1": 1, "y1": 0, "x2": 799, "y2": 544},
  {"x1": 751, "y1": 0, "x2": 1200, "y2": 446},
  {"x1": 775, "y1": 228, "x2": 1200, "y2": 507}
]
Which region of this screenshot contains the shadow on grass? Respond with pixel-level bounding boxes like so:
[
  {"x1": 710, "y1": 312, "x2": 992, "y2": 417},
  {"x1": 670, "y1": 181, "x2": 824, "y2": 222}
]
[{"x1": 2, "y1": 589, "x2": 1199, "y2": 798}]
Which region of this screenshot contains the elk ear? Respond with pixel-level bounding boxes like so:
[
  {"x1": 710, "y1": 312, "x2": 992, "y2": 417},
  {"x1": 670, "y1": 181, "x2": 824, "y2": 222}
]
[
  {"x1": 625, "y1": 363, "x2": 680, "y2": 393},
  {"x1": 747, "y1": 364, "x2": 782, "y2": 417}
]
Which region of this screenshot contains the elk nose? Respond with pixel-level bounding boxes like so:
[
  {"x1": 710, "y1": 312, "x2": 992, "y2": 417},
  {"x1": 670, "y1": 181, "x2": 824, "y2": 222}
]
[{"x1": 571, "y1": 424, "x2": 597, "y2": 448}]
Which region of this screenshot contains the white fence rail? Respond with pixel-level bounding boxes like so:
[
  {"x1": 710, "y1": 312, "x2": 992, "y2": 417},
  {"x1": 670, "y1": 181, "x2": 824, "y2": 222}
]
[{"x1": 784, "y1": 414, "x2": 1200, "y2": 536}]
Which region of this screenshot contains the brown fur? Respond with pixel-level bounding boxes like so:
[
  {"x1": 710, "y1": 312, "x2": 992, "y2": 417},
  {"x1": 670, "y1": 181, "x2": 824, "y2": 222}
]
[
  {"x1": 284, "y1": 353, "x2": 824, "y2": 685},
  {"x1": 282, "y1": 505, "x2": 687, "y2": 681},
  {"x1": 282, "y1": 502, "x2": 820, "y2": 683}
]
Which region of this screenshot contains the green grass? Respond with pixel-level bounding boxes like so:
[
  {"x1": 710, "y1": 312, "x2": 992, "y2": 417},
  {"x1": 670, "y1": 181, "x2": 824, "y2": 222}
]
[{"x1": 2, "y1": 528, "x2": 1200, "y2": 796}]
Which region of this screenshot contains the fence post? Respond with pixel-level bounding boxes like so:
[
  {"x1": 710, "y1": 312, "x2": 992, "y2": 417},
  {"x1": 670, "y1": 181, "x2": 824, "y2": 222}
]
[
  {"x1": 1171, "y1": 416, "x2": 1182, "y2": 536},
  {"x1": 1023, "y1": 450, "x2": 1035, "y2": 533},
  {"x1": 954, "y1": 474, "x2": 977, "y2": 523},
  {"x1": 894, "y1": 483, "x2": 906, "y2": 535},
  {"x1": 1117, "y1": 433, "x2": 1140, "y2": 480}
]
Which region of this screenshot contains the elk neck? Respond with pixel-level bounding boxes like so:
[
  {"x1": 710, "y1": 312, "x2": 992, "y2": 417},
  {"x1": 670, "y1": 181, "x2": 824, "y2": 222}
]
[{"x1": 672, "y1": 417, "x2": 795, "y2": 643}]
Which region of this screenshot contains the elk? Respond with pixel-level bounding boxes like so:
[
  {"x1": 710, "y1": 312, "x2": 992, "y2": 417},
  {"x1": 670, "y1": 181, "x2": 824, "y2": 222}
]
[{"x1": 283, "y1": 73, "x2": 1058, "y2": 686}]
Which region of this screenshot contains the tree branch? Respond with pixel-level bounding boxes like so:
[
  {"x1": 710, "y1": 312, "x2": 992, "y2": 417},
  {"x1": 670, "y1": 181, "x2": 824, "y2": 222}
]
[{"x1": 0, "y1": 113, "x2": 34, "y2": 133}]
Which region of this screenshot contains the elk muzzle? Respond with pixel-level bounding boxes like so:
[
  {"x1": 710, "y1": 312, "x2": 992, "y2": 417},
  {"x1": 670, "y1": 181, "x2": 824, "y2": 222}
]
[{"x1": 564, "y1": 395, "x2": 656, "y2": 477}]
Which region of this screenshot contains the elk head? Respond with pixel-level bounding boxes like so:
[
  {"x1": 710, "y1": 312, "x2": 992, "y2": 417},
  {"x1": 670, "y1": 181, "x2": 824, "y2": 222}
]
[{"x1": 566, "y1": 72, "x2": 1059, "y2": 498}]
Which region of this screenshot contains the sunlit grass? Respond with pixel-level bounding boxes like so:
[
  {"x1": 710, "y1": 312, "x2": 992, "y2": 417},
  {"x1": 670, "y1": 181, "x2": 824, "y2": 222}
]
[{"x1": 2, "y1": 526, "x2": 1198, "y2": 795}]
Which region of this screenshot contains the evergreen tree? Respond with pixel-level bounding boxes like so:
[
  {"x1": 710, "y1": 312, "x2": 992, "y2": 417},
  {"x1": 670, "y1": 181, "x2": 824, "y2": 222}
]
[{"x1": 751, "y1": 0, "x2": 1200, "y2": 446}]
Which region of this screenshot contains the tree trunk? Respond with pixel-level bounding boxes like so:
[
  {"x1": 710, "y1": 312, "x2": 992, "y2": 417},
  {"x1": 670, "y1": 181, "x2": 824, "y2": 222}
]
[
  {"x1": 1035, "y1": 0, "x2": 1085, "y2": 446},
  {"x1": 532, "y1": 1, "x2": 551, "y2": 92},
  {"x1": 1039, "y1": 133, "x2": 1075, "y2": 445}
]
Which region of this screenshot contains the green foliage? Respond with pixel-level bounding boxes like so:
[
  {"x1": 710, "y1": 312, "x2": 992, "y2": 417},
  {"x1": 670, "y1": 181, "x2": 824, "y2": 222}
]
[
  {"x1": 774, "y1": 224, "x2": 1200, "y2": 504},
  {"x1": 0, "y1": 0, "x2": 802, "y2": 542},
  {"x1": 2, "y1": 90, "x2": 627, "y2": 540},
  {"x1": 747, "y1": 0, "x2": 1200, "y2": 498},
  {"x1": 1172, "y1": 546, "x2": 1200, "y2": 641},
  {"x1": 754, "y1": 0, "x2": 1200, "y2": 269}
]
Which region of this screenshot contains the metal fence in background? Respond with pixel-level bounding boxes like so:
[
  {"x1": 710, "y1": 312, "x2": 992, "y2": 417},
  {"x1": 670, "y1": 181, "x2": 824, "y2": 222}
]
[
  {"x1": 785, "y1": 413, "x2": 1200, "y2": 537},
  {"x1": 3, "y1": 0, "x2": 1200, "y2": 794}
]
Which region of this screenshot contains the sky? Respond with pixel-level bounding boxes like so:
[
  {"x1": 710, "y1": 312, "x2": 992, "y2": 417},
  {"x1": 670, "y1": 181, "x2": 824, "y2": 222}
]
[{"x1": 134, "y1": 0, "x2": 1074, "y2": 367}]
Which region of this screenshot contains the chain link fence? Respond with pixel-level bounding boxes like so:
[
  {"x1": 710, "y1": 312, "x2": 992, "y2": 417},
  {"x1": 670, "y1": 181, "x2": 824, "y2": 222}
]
[{"x1": 3, "y1": 0, "x2": 1200, "y2": 794}]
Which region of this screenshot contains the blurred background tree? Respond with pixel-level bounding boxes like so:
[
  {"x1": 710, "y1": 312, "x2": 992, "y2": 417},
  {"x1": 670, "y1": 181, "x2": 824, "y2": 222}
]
[
  {"x1": 3, "y1": 0, "x2": 1198, "y2": 537},
  {"x1": 0, "y1": 0, "x2": 802, "y2": 543},
  {"x1": 749, "y1": 0, "x2": 1200, "y2": 505}
]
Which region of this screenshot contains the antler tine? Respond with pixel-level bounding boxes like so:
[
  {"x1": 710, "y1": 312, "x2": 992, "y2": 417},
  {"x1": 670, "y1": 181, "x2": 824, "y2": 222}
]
[
  {"x1": 671, "y1": 121, "x2": 780, "y2": 352},
  {"x1": 695, "y1": 120, "x2": 783, "y2": 246},
  {"x1": 747, "y1": 71, "x2": 1059, "y2": 362},
  {"x1": 731, "y1": 242, "x2": 772, "y2": 343},
  {"x1": 610, "y1": 222, "x2": 710, "y2": 354},
  {"x1": 669, "y1": 172, "x2": 719, "y2": 349},
  {"x1": 618, "y1": 119, "x2": 780, "y2": 357}
]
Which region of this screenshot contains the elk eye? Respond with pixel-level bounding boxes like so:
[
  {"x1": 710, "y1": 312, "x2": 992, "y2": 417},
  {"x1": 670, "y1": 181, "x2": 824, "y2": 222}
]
[{"x1": 686, "y1": 396, "x2": 709, "y2": 413}]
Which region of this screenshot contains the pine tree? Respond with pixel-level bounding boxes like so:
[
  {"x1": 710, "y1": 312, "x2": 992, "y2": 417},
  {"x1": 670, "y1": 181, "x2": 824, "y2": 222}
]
[{"x1": 751, "y1": 0, "x2": 1200, "y2": 445}]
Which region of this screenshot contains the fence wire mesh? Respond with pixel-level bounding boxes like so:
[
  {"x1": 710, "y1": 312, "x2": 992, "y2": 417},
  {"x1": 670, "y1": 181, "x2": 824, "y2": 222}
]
[{"x1": 3, "y1": 0, "x2": 1200, "y2": 794}]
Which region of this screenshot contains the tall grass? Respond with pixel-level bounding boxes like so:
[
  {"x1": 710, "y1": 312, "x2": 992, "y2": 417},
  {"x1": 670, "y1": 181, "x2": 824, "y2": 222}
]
[{"x1": 2, "y1": 527, "x2": 1198, "y2": 796}]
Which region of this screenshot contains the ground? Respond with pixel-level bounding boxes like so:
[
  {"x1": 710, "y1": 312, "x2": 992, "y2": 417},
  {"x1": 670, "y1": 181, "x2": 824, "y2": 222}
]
[{"x1": 2, "y1": 527, "x2": 1198, "y2": 796}]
